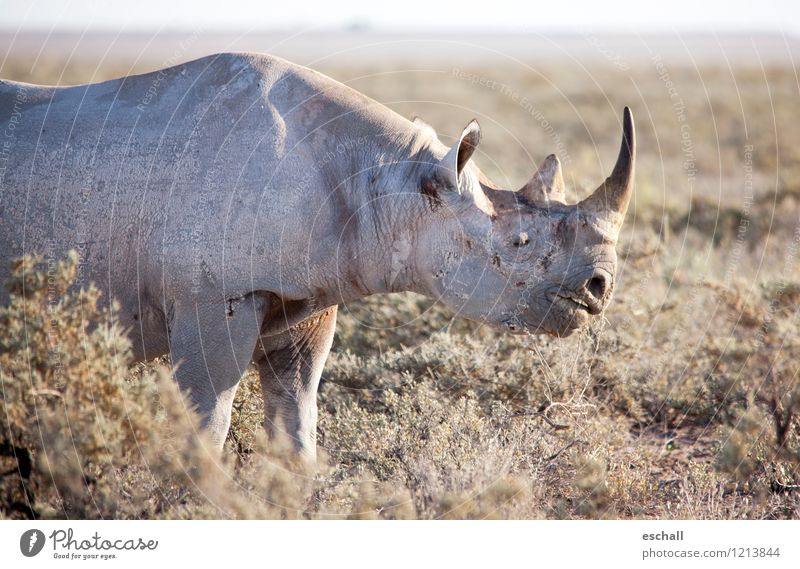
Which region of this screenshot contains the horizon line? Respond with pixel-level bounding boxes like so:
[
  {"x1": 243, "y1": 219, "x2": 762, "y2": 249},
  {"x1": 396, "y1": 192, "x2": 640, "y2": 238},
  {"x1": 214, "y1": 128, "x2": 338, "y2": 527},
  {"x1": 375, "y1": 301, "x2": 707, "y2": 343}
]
[{"x1": 0, "y1": 26, "x2": 796, "y2": 37}]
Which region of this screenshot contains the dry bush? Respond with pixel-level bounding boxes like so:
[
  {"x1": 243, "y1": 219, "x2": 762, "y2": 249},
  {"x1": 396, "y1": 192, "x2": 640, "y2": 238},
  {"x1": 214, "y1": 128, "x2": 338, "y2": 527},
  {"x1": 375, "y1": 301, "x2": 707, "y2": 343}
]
[
  {"x1": 4, "y1": 247, "x2": 797, "y2": 519},
  {"x1": 0, "y1": 252, "x2": 316, "y2": 520}
]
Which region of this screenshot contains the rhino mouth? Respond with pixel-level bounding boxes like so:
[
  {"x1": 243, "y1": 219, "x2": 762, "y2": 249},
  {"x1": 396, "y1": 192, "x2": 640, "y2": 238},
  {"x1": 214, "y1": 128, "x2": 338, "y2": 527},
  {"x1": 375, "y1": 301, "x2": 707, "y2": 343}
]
[
  {"x1": 499, "y1": 289, "x2": 602, "y2": 337},
  {"x1": 556, "y1": 293, "x2": 603, "y2": 316},
  {"x1": 535, "y1": 293, "x2": 594, "y2": 337}
]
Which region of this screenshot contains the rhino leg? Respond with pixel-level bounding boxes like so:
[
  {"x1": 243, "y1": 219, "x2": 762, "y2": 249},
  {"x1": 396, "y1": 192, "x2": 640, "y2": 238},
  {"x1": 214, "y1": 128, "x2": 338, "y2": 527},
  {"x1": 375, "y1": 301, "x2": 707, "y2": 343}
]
[
  {"x1": 169, "y1": 293, "x2": 271, "y2": 450},
  {"x1": 255, "y1": 306, "x2": 337, "y2": 463}
]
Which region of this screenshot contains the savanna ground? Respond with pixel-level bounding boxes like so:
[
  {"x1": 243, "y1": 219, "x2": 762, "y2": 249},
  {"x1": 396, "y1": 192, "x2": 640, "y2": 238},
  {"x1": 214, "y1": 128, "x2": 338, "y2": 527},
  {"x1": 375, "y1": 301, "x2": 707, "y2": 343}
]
[{"x1": 1, "y1": 41, "x2": 800, "y2": 519}]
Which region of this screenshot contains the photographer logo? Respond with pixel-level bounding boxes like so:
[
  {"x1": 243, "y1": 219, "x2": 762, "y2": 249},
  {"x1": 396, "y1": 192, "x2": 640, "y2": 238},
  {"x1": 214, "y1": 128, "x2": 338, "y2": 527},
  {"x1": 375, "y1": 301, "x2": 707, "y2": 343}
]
[{"x1": 20, "y1": 529, "x2": 46, "y2": 557}]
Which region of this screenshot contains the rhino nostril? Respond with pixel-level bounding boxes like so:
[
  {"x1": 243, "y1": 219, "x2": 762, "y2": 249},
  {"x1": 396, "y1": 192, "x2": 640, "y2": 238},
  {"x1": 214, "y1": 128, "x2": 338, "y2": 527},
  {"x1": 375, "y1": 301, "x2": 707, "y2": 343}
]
[{"x1": 586, "y1": 275, "x2": 607, "y2": 299}]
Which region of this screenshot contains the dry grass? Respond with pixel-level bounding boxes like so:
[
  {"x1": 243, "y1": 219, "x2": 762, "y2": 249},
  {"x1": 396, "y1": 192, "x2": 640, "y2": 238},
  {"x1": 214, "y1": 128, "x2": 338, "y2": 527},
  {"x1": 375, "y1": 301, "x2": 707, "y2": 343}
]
[{"x1": 1, "y1": 53, "x2": 799, "y2": 519}]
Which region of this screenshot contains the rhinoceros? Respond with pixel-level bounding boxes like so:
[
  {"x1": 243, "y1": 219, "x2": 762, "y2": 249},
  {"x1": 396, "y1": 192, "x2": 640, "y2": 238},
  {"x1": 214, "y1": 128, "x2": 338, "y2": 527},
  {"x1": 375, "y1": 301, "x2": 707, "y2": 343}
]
[{"x1": 0, "y1": 52, "x2": 634, "y2": 460}]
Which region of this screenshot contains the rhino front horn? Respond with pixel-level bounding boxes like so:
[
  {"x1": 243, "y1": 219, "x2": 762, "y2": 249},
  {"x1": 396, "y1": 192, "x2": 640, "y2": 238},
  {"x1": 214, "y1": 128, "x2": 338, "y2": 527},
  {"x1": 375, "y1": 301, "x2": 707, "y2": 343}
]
[
  {"x1": 520, "y1": 154, "x2": 566, "y2": 205},
  {"x1": 580, "y1": 107, "x2": 636, "y2": 225}
]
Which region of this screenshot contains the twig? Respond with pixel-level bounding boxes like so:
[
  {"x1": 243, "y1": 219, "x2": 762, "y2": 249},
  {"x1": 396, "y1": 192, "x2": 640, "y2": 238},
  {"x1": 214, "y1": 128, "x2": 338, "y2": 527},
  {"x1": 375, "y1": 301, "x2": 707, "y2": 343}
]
[
  {"x1": 30, "y1": 388, "x2": 63, "y2": 398},
  {"x1": 770, "y1": 481, "x2": 800, "y2": 493},
  {"x1": 506, "y1": 409, "x2": 570, "y2": 431},
  {"x1": 545, "y1": 438, "x2": 584, "y2": 463}
]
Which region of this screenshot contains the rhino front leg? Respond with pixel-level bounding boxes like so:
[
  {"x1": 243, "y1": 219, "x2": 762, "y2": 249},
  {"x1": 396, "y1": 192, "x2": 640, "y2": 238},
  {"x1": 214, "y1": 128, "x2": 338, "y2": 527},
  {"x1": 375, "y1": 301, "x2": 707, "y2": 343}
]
[
  {"x1": 169, "y1": 293, "x2": 271, "y2": 450},
  {"x1": 255, "y1": 306, "x2": 337, "y2": 463}
]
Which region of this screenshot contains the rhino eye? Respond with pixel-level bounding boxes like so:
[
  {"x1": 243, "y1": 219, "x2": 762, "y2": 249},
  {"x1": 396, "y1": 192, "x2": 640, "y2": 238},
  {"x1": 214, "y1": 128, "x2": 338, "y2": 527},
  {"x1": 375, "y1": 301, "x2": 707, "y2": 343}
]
[{"x1": 512, "y1": 232, "x2": 530, "y2": 247}]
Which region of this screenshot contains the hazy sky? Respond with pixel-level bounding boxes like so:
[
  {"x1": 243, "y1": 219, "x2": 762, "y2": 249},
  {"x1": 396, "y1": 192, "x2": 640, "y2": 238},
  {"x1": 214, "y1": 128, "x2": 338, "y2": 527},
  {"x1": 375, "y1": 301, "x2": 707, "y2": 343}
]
[{"x1": 1, "y1": 0, "x2": 798, "y2": 34}]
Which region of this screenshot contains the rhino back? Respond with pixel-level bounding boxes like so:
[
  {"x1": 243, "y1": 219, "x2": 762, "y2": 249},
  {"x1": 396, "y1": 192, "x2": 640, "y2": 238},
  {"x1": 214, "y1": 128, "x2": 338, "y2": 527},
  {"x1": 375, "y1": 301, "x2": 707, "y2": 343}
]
[
  {"x1": 0, "y1": 54, "x2": 292, "y2": 304},
  {"x1": 0, "y1": 52, "x2": 419, "y2": 330}
]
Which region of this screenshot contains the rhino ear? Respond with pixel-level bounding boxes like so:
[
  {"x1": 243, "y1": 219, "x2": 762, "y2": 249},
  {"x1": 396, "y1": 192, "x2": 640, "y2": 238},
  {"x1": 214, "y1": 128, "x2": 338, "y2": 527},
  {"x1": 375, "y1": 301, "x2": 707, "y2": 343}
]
[{"x1": 438, "y1": 120, "x2": 481, "y2": 193}]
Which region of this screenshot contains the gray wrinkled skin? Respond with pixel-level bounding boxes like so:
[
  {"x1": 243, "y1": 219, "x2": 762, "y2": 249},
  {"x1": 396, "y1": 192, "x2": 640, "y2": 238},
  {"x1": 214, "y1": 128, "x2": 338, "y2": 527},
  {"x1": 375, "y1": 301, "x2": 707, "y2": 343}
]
[{"x1": 0, "y1": 53, "x2": 635, "y2": 461}]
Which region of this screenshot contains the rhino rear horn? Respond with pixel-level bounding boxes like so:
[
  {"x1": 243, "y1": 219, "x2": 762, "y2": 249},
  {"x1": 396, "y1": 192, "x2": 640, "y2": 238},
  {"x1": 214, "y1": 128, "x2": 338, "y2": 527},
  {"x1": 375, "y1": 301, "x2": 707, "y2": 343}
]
[
  {"x1": 439, "y1": 120, "x2": 481, "y2": 193},
  {"x1": 520, "y1": 154, "x2": 566, "y2": 205},
  {"x1": 579, "y1": 107, "x2": 636, "y2": 225}
]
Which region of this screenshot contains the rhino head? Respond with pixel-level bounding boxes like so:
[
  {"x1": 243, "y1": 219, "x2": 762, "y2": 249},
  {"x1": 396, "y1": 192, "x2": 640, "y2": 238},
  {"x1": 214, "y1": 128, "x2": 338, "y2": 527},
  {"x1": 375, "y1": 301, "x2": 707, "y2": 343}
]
[{"x1": 410, "y1": 108, "x2": 635, "y2": 337}]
